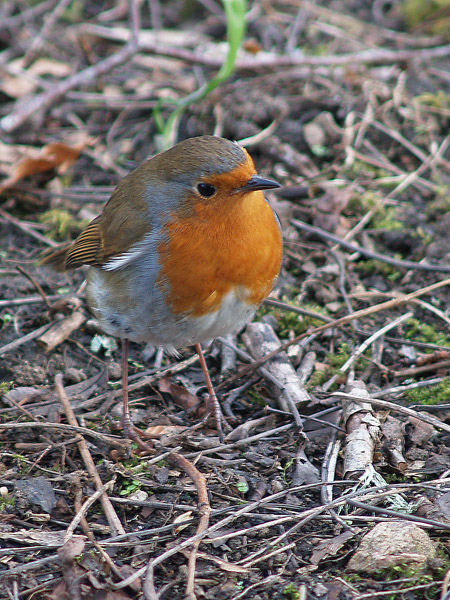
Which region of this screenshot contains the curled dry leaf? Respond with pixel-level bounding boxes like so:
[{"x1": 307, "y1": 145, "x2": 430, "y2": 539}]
[
  {"x1": 158, "y1": 375, "x2": 199, "y2": 410},
  {"x1": 0, "y1": 137, "x2": 93, "y2": 194},
  {"x1": 173, "y1": 510, "x2": 193, "y2": 534}
]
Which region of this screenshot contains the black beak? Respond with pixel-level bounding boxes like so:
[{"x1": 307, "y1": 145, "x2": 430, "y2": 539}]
[{"x1": 236, "y1": 175, "x2": 280, "y2": 193}]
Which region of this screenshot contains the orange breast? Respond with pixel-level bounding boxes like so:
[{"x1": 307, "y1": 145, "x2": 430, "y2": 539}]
[{"x1": 157, "y1": 190, "x2": 282, "y2": 318}]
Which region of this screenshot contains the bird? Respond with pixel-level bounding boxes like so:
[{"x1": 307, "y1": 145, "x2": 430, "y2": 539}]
[{"x1": 43, "y1": 135, "x2": 283, "y2": 443}]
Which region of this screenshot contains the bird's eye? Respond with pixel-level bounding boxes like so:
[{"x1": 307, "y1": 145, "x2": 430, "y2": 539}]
[{"x1": 197, "y1": 183, "x2": 216, "y2": 198}]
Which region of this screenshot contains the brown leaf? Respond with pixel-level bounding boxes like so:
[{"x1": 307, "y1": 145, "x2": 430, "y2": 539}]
[
  {"x1": 158, "y1": 376, "x2": 199, "y2": 410},
  {"x1": 0, "y1": 139, "x2": 91, "y2": 194}
]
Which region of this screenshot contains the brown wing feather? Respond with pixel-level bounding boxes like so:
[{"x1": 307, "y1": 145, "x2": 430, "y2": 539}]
[
  {"x1": 42, "y1": 160, "x2": 156, "y2": 271},
  {"x1": 65, "y1": 218, "x2": 104, "y2": 268}
]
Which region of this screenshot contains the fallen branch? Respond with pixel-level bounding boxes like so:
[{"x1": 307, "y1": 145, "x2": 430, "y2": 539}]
[{"x1": 55, "y1": 374, "x2": 126, "y2": 537}]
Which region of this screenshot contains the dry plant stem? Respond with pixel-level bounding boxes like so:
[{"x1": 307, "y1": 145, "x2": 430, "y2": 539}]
[
  {"x1": 356, "y1": 582, "x2": 438, "y2": 599},
  {"x1": 54, "y1": 374, "x2": 126, "y2": 537},
  {"x1": 0, "y1": 0, "x2": 141, "y2": 133},
  {"x1": 321, "y1": 434, "x2": 341, "y2": 503},
  {"x1": 346, "y1": 499, "x2": 450, "y2": 532},
  {"x1": 218, "y1": 334, "x2": 296, "y2": 389},
  {"x1": 15, "y1": 265, "x2": 52, "y2": 310},
  {"x1": 75, "y1": 24, "x2": 450, "y2": 69},
  {"x1": 0, "y1": 294, "x2": 62, "y2": 308},
  {"x1": 111, "y1": 478, "x2": 450, "y2": 590},
  {"x1": 292, "y1": 219, "x2": 450, "y2": 273},
  {"x1": 263, "y1": 298, "x2": 333, "y2": 322},
  {"x1": 442, "y1": 567, "x2": 450, "y2": 599},
  {"x1": 72, "y1": 476, "x2": 95, "y2": 542},
  {"x1": 333, "y1": 392, "x2": 450, "y2": 435},
  {"x1": 0, "y1": 421, "x2": 126, "y2": 448},
  {"x1": 0, "y1": 208, "x2": 59, "y2": 247},
  {"x1": 23, "y1": 0, "x2": 73, "y2": 65},
  {"x1": 339, "y1": 311, "x2": 413, "y2": 374},
  {"x1": 195, "y1": 342, "x2": 226, "y2": 440},
  {"x1": 375, "y1": 377, "x2": 447, "y2": 398},
  {"x1": 116, "y1": 480, "x2": 353, "y2": 591},
  {"x1": 88, "y1": 353, "x2": 200, "y2": 406},
  {"x1": 231, "y1": 276, "x2": 450, "y2": 382},
  {"x1": 0, "y1": 322, "x2": 52, "y2": 357},
  {"x1": 119, "y1": 342, "x2": 212, "y2": 598},
  {"x1": 37, "y1": 310, "x2": 87, "y2": 352},
  {"x1": 393, "y1": 359, "x2": 450, "y2": 378},
  {"x1": 168, "y1": 453, "x2": 211, "y2": 600},
  {"x1": 387, "y1": 133, "x2": 450, "y2": 198},
  {"x1": 65, "y1": 480, "x2": 115, "y2": 542}
]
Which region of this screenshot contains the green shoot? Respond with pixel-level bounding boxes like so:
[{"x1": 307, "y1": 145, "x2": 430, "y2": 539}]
[{"x1": 154, "y1": 0, "x2": 247, "y2": 150}]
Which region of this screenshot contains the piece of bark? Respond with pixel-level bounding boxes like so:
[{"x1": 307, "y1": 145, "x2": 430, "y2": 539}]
[
  {"x1": 297, "y1": 351, "x2": 316, "y2": 385},
  {"x1": 37, "y1": 310, "x2": 87, "y2": 352},
  {"x1": 381, "y1": 415, "x2": 406, "y2": 471},
  {"x1": 242, "y1": 321, "x2": 310, "y2": 417},
  {"x1": 220, "y1": 333, "x2": 237, "y2": 378},
  {"x1": 337, "y1": 381, "x2": 380, "y2": 479}
]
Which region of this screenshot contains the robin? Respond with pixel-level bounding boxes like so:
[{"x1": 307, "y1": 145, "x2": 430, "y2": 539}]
[{"x1": 44, "y1": 135, "x2": 283, "y2": 441}]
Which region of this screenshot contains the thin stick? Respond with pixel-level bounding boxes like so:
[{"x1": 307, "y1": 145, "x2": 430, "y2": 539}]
[
  {"x1": 55, "y1": 374, "x2": 126, "y2": 537},
  {"x1": 332, "y1": 392, "x2": 450, "y2": 435},
  {"x1": 195, "y1": 343, "x2": 225, "y2": 440},
  {"x1": 0, "y1": 323, "x2": 52, "y2": 357},
  {"x1": 0, "y1": 208, "x2": 59, "y2": 247},
  {"x1": 0, "y1": 421, "x2": 126, "y2": 449},
  {"x1": 292, "y1": 219, "x2": 450, "y2": 273},
  {"x1": 229, "y1": 276, "x2": 450, "y2": 382},
  {"x1": 0, "y1": 0, "x2": 141, "y2": 132},
  {"x1": 15, "y1": 266, "x2": 52, "y2": 310}
]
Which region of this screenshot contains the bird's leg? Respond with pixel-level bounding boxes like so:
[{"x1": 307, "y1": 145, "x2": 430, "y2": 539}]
[
  {"x1": 121, "y1": 338, "x2": 150, "y2": 449},
  {"x1": 194, "y1": 343, "x2": 230, "y2": 440}
]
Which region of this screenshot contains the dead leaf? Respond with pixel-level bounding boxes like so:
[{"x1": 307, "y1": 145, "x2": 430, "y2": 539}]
[
  {"x1": 159, "y1": 376, "x2": 199, "y2": 410},
  {"x1": 58, "y1": 536, "x2": 86, "y2": 563},
  {"x1": 28, "y1": 58, "x2": 72, "y2": 78},
  {"x1": 310, "y1": 530, "x2": 360, "y2": 565},
  {"x1": 0, "y1": 138, "x2": 92, "y2": 194},
  {"x1": 144, "y1": 424, "x2": 186, "y2": 438},
  {"x1": 181, "y1": 550, "x2": 251, "y2": 573},
  {"x1": 173, "y1": 511, "x2": 193, "y2": 533}
]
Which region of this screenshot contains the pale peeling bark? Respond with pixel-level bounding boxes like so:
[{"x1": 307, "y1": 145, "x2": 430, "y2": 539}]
[
  {"x1": 242, "y1": 321, "x2": 310, "y2": 419},
  {"x1": 337, "y1": 381, "x2": 381, "y2": 479}
]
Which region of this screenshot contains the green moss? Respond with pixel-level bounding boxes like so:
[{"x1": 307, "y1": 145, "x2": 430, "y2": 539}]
[
  {"x1": 347, "y1": 192, "x2": 404, "y2": 231},
  {"x1": 371, "y1": 206, "x2": 404, "y2": 231},
  {"x1": 247, "y1": 389, "x2": 266, "y2": 407},
  {"x1": 415, "y1": 90, "x2": 450, "y2": 109},
  {"x1": 0, "y1": 381, "x2": 13, "y2": 395},
  {"x1": 344, "y1": 162, "x2": 393, "y2": 183},
  {"x1": 328, "y1": 343, "x2": 351, "y2": 369},
  {"x1": 38, "y1": 209, "x2": 87, "y2": 241},
  {"x1": 283, "y1": 583, "x2": 300, "y2": 600},
  {"x1": 404, "y1": 380, "x2": 450, "y2": 405},
  {"x1": 425, "y1": 184, "x2": 450, "y2": 216},
  {"x1": 308, "y1": 368, "x2": 328, "y2": 388},
  {"x1": 258, "y1": 301, "x2": 331, "y2": 339},
  {"x1": 354, "y1": 259, "x2": 402, "y2": 281},
  {"x1": 401, "y1": 0, "x2": 450, "y2": 36},
  {"x1": 306, "y1": 343, "x2": 369, "y2": 391},
  {"x1": 405, "y1": 318, "x2": 450, "y2": 346}
]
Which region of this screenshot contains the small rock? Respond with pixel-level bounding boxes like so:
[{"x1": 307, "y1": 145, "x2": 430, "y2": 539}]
[
  {"x1": 14, "y1": 476, "x2": 57, "y2": 514},
  {"x1": 107, "y1": 361, "x2": 122, "y2": 380},
  {"x1": 64, "y1": 367, "x2": 86, "y2": 384},
  {"x1": 348, "y1": 521, "x2": 436, "y2": 574}
]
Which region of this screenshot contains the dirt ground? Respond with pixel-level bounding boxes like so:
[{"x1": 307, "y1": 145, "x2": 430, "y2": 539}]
[{"x1": 1, "y1": 1, "x2": 450, "y2": 599}]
